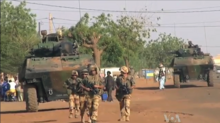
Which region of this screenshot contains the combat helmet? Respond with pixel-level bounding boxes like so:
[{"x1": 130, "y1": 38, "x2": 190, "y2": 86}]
[
  {"x1": 89, "y1": 64, "x2": 97, "y2": 71},
  {"x1": 56, "y1": 28, "x2": 63, "y2": 39},
  {"x1": 82, "y1": 68, "x2": 89, "y2": 74},
  {"x1": 120, "y1": 66, "x2": 129, "y2": 74},
  {"x1": 71, "y1": 70, "x2": 78, "y2": 76}
]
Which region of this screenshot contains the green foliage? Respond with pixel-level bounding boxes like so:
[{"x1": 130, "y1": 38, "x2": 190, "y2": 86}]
[
  {"x1": 68, "y1": 13, "x2": 121, "y2": 67},
  {"x1": 113, "y1": 15, "x2": 157, "y2": 67},
  {"x1": 69, "y1": 13, "x2": 113, "y2": 48},
  {"x1": 1, "y1": 0, "x2": 39, "y2": 74},
  {"x1": 101, "y1": 41, "x2": 123, "y2": 65},
  {"x1": 66, "y1": 13, "x2": 185, "y2": 70},
  {"x1": 138, "y1": 33, "x2": 185, "y2": 69}
]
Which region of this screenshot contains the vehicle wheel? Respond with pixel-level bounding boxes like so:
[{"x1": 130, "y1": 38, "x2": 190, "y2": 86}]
[
  {"x1": 207, "y1": 70, "x2": 214, "y2": 87},
  {"x1": 25, "y1": 85, "x2": 38, "y2": 112},
  {"x1": 174, "y1": 74, "x2": 181, "y2": 88}
]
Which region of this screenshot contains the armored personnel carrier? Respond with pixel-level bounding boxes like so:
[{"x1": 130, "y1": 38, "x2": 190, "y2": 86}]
[
  {"x1": 18, "y1": 29, "x2": 94, "y2": 112},
  {"x1": 169, "y1": 41, "x2": 217, "y2": 88}
]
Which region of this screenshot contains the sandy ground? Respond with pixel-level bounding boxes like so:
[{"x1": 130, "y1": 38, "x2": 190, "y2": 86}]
[{"x1": 1, "y1": 78, "x2": 220, "y2": 123}]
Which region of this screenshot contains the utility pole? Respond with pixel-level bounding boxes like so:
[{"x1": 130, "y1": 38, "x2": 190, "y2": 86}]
[
  {"x1": 203, "y1": 22, "x2": 208, "y2": 53},
  {"x1": 38, "y1": 22, "x2": 41, "y2": 36},
  {"x1": 49, "y1": 13, "x2": 53, "y2": 33}
]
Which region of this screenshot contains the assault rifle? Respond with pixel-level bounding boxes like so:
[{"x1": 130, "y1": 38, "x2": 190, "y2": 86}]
[
  {"x1": 68, "y1": 80, "x2": 82, "y2": 93},
  {"x1": 120, "y1": 84, "x2": 131, "y2": 95},
  {"x1": 68, "y1": 84, "x2": 80, "y2": 93},
  {"x1": 85, "y1": 81, "x2": 99, "y2": 94}
]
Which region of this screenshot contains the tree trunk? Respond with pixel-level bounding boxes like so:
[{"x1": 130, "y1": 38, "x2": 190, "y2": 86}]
[
  {"x1": 123, "y1": 57, "x2": 129, "y2": 67},
  {"x1": 80, "y1": 32, "x2": 105, "y2": 68},
  {"x1": 93, "y1": 48, "x2": 101, "y2": 68}
]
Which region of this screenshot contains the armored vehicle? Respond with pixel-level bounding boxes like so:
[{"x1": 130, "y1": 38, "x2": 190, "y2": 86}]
[
  {"x1": 169, "y1": 41, "x2": 217, "y2": 88},
  {"x1": 18, "y1": 29, "x2": 94, "y2": 112}
]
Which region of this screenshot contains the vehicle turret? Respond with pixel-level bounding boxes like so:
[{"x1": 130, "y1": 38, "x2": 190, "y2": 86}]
[{"x1": 29, "y1": 29, "x2": 79, "y2": 57}]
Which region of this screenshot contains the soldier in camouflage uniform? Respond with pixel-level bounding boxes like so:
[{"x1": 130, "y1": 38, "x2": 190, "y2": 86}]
[
  {"x1": 80, "y1": 65, "x2": 104, "y2": 123},
  {"x1": 79, "y1": 68, "x2": 91, "y2": 123},
  {"x1": 129, "y1": 66, "x2": 135, "y2": 78},
  {"x1": 116, "y1": 66, "x2": 135, "y2": 122},
  {"x1": 63, "y1": 70, "x2": 82, "y2": 118}
]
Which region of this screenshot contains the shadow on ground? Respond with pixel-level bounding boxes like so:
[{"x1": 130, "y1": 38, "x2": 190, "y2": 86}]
[
  {"x1": 30, "y1": 120, "x2": 57, "y2": 123},
  {"x1": 136, "y1": 84, "x2": 206, "y2": 90},
  {"x1": 0, "y1": 107, "x2": 68, "y2": 114},
  {"x1": 70, "y1": 120, "x2": 108, "y2": 123}
]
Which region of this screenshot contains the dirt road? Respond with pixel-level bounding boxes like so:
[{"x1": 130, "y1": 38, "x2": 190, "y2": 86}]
[{"x1": 1, "y1": 78, "x2": 220, "y2": 123}]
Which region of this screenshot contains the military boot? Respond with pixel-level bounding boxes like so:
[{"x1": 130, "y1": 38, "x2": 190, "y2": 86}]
[
  {"x1": 87, "y1": 113, "x2": 91, "y2": 123},
  {"x1": 118, "y1": 116, "x2": 125, "y2": 121},
  {"x1": 125, "y1": 116, "x2": 130, "y2": 122},
  {"x1": 69, "y1": 107, "x2": 74, "y2": 118},
  {"x1": 74, "y1": 111, "x2": 79, "y2": 119},
  {"x1": 69, "y1": 113, "x2": 73, "y2": 118},
  {"x1": 80, "y1": 117, "x2": 85, "y2": 123},
  {"x1": 75, "y1": 114, "x2": 78, "y2": 118},
  {"x1": 91, "y1": 120, "x2": 97, "y2": 123},
  {"x1": 87, "y1": 118, "x2": 91, "y2": 123}
]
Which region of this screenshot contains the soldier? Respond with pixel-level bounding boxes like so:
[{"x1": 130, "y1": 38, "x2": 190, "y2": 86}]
[
  {"x1": 63, "y1": 70, "x2": 82, "y2": 118},
  {"x1": 115, "y1": 66, "x2": 135, "y2": 122},
  {"x1": 129, "y1": 66, "x2": 135, "y2": 78},
  {"x1": 80, "y1": 65, "x2": 104, "y2": 123},
  {"x1": 188, "y1": 41, "x2": 194, "y2": 48},
  {"x1": 79, "y1": 68, "x2": 91, "y2": 123},
  {"x1": 158, "y1": 63, "x2": 166, "y2": 90}
]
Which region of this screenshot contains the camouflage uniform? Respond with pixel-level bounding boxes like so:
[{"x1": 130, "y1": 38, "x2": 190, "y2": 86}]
[
  {"x1": 63, "y1": 70, "x2": 82, "y2": 118},
  {"x1": 116, "y1": 66, "x2": 135, "y2": 122},
  {"x1": 79, "y1": 68, "x2": 91, "y2": 123},
  {"x1": 129, "y1": 66, "x2": 135, "y2": 77},
  {"x1": 83, "y1": 65, "x2": 104, "y2": 123}
]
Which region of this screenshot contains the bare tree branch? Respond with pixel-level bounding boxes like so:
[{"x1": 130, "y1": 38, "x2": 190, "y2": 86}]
[{"x1": 79, "y1": 32, "x2": 93, "y2": 48}]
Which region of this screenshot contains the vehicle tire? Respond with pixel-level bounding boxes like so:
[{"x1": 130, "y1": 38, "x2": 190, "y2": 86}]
[
  {"x1": 174, "y1": 74, "x2": 181, "y2": 88},
  {"x1": 25, "y1": 84, "x2": 38, "y2": 112},
  {"x1": 207, "y1": 70, "x2": 214, "y2": 87}
]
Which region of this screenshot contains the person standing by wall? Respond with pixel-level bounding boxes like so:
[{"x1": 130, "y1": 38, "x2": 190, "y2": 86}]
[
  {"x1": 16, "y1": 83, "x2": 23, "y2": 101},
  {"x1": 6, "y1": 77, "x2": 17, "y2": 101},
  {"x1": 105, "y1": 71, "x2": 115, "y2": 102},
  {"x1": 2, "y1": 76, "x2": 9, "y2": 101},
  {"x1": 129, "y1": 66, "x2": 135, "y2": 78},
  {"x1": 158, "y1": 63, "x2": 166, "y2": 90},
  {"x1": 15, "y1": 76, "x2": 23, "y2": 101}
]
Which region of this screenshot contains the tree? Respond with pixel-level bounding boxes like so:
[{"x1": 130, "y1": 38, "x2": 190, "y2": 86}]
[
  {"x1": 68, "y1": 13, "x2": 118, "y2": 67},
  {"x1": 1, "y1": 0, "x2": 39, "y2": 73},
  {"x1": 140, "y1": 33, "x2": 186, "y2": 68},
  {"x1": 101, "y1": 41, "x2": 124, "y2": 67},
  {"x1": 114, "y1": 14, "x2": 158, "y2": 67}
]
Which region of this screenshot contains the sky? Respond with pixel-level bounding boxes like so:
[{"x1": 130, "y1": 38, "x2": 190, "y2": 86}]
[{"x1": 11, "y1": 0, "x2": 220, "y2": 56}]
